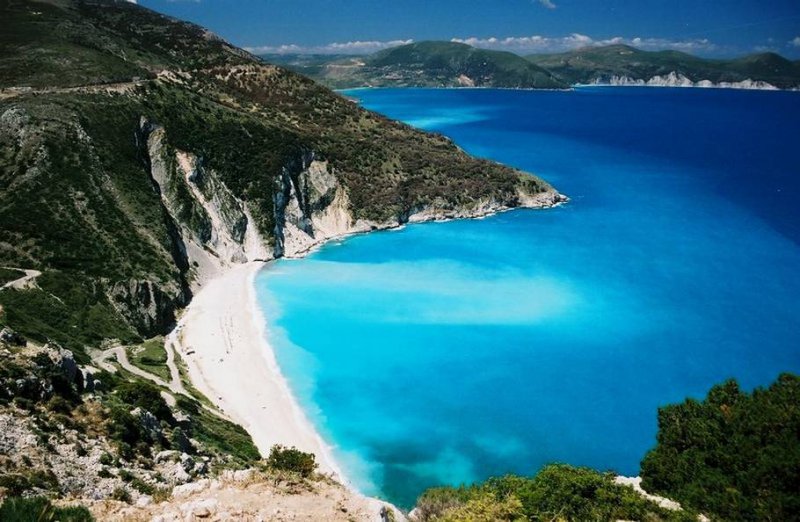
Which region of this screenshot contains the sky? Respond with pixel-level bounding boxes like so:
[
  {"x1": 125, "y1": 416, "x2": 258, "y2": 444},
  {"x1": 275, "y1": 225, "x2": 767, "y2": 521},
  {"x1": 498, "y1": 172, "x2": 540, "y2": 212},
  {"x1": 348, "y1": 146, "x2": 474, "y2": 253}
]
[{"x1": 135, "y1": 0, "x2": 800, "y2": 58}]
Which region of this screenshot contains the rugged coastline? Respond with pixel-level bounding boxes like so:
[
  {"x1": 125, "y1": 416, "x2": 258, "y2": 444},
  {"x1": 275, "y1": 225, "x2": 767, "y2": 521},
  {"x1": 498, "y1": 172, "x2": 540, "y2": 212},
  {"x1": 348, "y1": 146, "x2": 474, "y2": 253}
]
[{"x1": 583, "y1": 71, "x2": 782, "y2": 90}]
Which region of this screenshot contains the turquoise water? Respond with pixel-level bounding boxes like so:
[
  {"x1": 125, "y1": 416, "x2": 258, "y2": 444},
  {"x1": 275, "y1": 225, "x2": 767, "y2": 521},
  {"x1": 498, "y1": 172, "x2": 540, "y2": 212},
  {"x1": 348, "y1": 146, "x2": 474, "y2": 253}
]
[{"x1": 256, "y1": 87, "x2": 800, "y2": 508}]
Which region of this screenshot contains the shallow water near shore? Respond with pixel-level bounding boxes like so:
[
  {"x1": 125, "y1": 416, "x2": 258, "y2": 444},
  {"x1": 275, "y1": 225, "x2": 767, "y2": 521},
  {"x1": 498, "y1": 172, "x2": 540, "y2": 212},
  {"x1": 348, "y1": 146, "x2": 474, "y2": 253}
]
[{"x1": 255, "y1": 87, "x2": 800, "y2": 508}]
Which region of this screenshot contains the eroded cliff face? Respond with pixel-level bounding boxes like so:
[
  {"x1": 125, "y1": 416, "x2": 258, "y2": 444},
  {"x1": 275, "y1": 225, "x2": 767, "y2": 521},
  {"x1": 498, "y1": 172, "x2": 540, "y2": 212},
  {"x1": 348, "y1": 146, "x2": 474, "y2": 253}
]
[
  {"x1": 2, "y1": 107, "x2": 563, "y2": 342},
  {"x1": 272, "y1": 151, "x2": 365, "y2": 258},
  {"x1": 137, "y1": 118, "x2": 272, "y2": 288},
  {"x1": 108, "y1": 279, "x2": 183, "y2": 338},
  {"x1": 270, "y1": 149, "x2": 566, "y2": 259},
  {"x1": 131, "y1": 115, "x2": 566, "y2": 323}
]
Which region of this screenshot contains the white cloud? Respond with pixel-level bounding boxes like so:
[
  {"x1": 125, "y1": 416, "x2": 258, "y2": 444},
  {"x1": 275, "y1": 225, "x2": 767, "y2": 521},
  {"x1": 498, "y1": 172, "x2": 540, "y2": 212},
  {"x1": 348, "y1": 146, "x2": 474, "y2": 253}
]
[
  {"x1": 246, "y1": 34, "x2": 718, "y2": 56},
  {"x1": 790, "y1": 36, "x2": 800, "y2": 47},
  {"x1": 537, "y1": 0, "x2": 556, "y2": 9},
  {"x1": 245, "y1": 39, "x2": 414, "y2": 55},
  {"x1": 451, "y1": 34, "x2": 716, "y2": 54}
]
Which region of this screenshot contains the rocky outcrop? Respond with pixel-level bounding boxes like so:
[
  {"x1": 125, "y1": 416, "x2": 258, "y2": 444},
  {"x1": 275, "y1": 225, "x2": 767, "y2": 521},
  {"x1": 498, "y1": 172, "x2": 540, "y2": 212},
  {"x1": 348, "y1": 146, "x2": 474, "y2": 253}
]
[
  {"x1": 137, "y1": 118, "x2": 272, "y2": 288},
  {"x1": 86, "y1": 469, "x2": 406, "y2": 522},
  {"x1": 108, "y1": 279, "x2": 183, "y2": 338},
  {"x1": 273, "y1": 151, "x2": 364, "y2": 258},
  {"x1": 131, "y1": 407, "x2": 163, "y2": 442},
  {"x1": 0, "y1": 343, "x2": 83, "y2": 403},
  {"x1": 271, "y1": 150, "x2": 566, "y2": 259},
  {"x1": 44, "y1": 343, "x2": 79, "y2": 384}
]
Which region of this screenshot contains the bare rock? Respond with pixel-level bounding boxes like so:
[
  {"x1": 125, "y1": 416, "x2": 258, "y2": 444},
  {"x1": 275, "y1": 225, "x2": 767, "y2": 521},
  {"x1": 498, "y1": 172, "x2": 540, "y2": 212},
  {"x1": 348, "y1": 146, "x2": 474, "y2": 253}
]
[
  {"x1": 170, "y1": 427, "x2": 193, "y2": 453},
  {"x1": 172, "y1": 479, "x2": 209, "y2": 498},
  {"x1": 155, "y1": 450, "x2": 179, "y2": 463},
  {"x1": 108, "y1": 279, "x2": 186, "y2": 337},
  {"x1": 45, "y1": 343, "x2": 79, "y2": 383},
  {"x1": 131, "y1": 407, "x2": 162, "y2": 442}
]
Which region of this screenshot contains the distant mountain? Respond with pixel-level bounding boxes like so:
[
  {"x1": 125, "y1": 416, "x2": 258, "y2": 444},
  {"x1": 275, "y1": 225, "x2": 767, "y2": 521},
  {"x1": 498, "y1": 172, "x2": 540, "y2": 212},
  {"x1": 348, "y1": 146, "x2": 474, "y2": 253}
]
[
  {"x1": 263, "y1": 41, "x2": 568, "y2": 89},
  {"x1": 526, "y1": 45, "x2": 800, "y2": 89}
]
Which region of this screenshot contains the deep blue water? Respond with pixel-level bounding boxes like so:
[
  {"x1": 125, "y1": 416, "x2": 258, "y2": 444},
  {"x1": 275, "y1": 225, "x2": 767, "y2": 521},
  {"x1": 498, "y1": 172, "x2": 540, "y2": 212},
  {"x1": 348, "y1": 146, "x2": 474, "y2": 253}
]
[{"x1": 256, "y1": 87, "x2": 800, "y2": 508}]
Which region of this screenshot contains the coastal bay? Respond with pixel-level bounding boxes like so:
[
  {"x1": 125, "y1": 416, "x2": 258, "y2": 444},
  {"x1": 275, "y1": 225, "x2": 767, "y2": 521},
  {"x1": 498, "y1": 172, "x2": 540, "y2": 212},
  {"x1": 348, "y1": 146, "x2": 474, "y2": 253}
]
[{"x1": 258, "y1": 87, "x2": 800, "y2": 507}]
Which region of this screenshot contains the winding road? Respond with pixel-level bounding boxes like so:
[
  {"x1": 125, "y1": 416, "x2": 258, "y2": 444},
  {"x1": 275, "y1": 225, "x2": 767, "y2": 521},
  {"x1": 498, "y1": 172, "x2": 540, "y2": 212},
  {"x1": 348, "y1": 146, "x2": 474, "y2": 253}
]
[
  {"x1": 93, "y1": 340, "x2": 231, "y2": 420},
  {"x1": 1, "y1": 267, "x2": 42, "y2": 290}
]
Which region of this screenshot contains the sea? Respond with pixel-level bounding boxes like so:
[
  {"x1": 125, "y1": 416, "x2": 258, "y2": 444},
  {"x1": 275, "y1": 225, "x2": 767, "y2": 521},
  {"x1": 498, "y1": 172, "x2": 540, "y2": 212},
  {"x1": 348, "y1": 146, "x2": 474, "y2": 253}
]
[{"x1": 255, "y1": 87, "x2": 800, "y2": 508}]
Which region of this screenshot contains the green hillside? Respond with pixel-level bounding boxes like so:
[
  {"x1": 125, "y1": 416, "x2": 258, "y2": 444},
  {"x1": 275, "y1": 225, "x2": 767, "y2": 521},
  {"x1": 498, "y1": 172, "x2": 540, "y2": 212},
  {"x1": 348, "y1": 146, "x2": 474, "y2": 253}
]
[
  {"x1": 527, "y1": 44, "x2": 800, "y2": 88},
  {"x1": 0, "y1": 0, "x2": 554, "y2": 358},
  {"x1": 264, "y1": 41, "x2": 568, "y2": 89}
]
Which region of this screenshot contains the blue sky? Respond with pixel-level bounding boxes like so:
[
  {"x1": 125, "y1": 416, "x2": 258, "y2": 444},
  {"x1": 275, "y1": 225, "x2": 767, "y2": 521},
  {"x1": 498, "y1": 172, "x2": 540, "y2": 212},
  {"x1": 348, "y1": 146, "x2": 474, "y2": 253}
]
[{"x1": 136, "y1": 0, "x2": 800, "y2": 58}]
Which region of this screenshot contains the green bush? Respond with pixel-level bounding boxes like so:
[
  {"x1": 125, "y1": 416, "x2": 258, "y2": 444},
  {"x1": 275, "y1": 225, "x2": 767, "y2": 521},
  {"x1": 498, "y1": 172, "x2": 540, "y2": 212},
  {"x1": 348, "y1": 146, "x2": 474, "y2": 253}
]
[
  {"x1": 0, "y1": 268, "x2": 24, "y2": 286},
  {"x1": 99, "y1": 452, "x2": 114, "y2": 466},
  {"x1": 641, "y1": 373, "x2": 800, "y2": 521},
  {"x1": 107, "y1": 405, "x2": 146, "y2": 452},
  {"x1": 415, "y1": 465, "x2": 693, "y2": 522},
  {"x1": 110, "y1": 486, "x2": 131, "y2": 503},
  {"x1": 266, "y1": 445, "x2": 317, "y2": 477},
  {"x1": 187, "y1": 407, "x2": 260, "y2": 467},
  {"x1": 0, "y1": 496, "x2": 93, "y2": 522},
  {"x1": 130, "y1": 477, "x2": 156, "y2": 496},
  {"x1": 436, "y1": 492, "x2": 524, "y2": 522},
  {"x1": 114, "y1": 381, "x2": 173, "y2": 423},
  {"x1": 0, "y1": 469, "x2": 59, "y2": 497}
]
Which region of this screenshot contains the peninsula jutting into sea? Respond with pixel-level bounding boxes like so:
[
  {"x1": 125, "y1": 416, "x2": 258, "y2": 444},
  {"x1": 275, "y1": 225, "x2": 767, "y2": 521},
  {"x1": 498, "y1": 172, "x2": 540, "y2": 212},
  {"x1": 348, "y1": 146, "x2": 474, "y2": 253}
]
[{"x1": 1, "y1": 0, "x2": 798, "y2": 520}]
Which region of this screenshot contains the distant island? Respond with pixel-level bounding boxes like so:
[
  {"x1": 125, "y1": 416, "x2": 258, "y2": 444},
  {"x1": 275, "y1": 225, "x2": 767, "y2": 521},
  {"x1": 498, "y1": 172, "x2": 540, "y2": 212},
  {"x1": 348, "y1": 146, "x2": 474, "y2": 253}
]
[{"x1": 264, "y1": 41, "x2": 800, "y2": 90}]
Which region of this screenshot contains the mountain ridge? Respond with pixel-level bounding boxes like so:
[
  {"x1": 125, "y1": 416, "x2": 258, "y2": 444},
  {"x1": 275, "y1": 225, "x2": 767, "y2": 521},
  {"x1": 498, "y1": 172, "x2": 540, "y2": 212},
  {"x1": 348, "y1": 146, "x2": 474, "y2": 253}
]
[
  {"x1": 526, "y1": 44, "x2": 800, "y2": 88},
  {"x1": 264, "y1": 40, "x2": 568, "y2": 89},
  {"x1": 265, "y1": 41, "x2": 800, "y2": 90}
]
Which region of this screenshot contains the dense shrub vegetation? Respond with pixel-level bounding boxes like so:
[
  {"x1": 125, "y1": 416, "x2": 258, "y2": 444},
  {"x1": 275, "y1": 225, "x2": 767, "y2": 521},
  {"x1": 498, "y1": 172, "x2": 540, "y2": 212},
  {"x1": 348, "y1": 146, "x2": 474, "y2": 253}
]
[
  {"x1": 0, "y1": 267, "x2": 24, "y2": 286},
  {"x1": 188, "y1": 406, "x2": 262, "y2": 468},
  {"x1": 415, "y1": 464, "x2": 693, "y2": 521},
  {"x1": 641, "y1": 373, "x2": 800, "y2": 521},
  {"x1": 0, "y1": 496, "x2": 93, "y2": 522},
  {"x1": 266, "y1": 445, "x2": 318, "y2": 477}
]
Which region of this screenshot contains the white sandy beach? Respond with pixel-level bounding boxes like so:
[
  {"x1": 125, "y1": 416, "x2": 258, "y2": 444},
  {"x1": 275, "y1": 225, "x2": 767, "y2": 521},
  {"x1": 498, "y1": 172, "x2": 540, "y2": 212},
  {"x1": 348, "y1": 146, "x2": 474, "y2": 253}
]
[{"x1": 170, "y1": 262, "x2": 343, "y2": 477}]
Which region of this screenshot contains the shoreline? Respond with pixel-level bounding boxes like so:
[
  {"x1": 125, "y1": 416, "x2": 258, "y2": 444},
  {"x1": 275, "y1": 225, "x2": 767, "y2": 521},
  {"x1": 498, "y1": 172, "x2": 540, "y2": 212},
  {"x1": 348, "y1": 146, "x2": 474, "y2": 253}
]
[
  {"x1": 168, "y1": 191, "x2": 567, "y2": 517},
  {"x1": 338, "y1": 83, "x2": 800, "y2": 94},
  {"x1": 170, "y1": 262, "x2": 346, "y2": 480}
]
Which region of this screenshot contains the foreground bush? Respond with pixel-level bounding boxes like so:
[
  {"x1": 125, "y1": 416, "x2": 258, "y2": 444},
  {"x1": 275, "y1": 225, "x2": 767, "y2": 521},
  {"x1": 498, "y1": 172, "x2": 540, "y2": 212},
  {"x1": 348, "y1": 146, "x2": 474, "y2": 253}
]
[
  {"x1": 641, "y1": 373, "x2": 800, "y2": 521},
  {"x1": 415, "y1": 464, "x2": 693, "y2": 521},
  {"x1": 0, "y1": 496, "x2": 93, "y2": 521},
  {"x1": 266, "y1": 445, "x2": 318, "y2": 477}
]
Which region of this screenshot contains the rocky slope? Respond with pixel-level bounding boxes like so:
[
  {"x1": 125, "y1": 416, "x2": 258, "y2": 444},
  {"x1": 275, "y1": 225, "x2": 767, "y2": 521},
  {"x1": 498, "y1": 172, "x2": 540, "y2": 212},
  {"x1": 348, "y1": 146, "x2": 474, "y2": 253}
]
[
  {"x1": 0, "y1": 328, "x2": 398, "y2": 520},
  {"x1": 87, "y1": 471, "x2": 400, "y2": 521}
]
